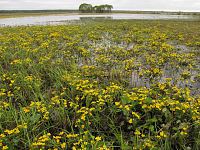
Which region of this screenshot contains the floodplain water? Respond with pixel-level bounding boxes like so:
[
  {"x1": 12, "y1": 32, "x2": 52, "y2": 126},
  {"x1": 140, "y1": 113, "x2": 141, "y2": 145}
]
[{"x1": 0, "y1": 13, "x2": 200, "y2": 26}]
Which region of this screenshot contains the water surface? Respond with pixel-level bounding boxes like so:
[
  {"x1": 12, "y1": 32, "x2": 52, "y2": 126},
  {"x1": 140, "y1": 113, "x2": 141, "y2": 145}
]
[{"x1": 0, "y1": 13, "x2": 199, "y2": 26}]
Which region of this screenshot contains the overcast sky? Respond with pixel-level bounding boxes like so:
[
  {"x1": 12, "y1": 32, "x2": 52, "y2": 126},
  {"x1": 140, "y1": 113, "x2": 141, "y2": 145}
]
[{"x1": 0, "y1": 0, "x2": 200, "y2": 11}]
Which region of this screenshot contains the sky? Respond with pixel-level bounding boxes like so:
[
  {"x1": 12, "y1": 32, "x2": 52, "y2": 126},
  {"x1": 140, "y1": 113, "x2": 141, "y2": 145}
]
[{"x1": 0, "y1": 0, "x2": 200, "y2": 12}]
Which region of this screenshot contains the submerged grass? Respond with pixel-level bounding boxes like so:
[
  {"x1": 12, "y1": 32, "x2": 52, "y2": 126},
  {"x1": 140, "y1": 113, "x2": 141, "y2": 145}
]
[{"x1": 0, "y1": 20, "x2": 199, "y2": 149}]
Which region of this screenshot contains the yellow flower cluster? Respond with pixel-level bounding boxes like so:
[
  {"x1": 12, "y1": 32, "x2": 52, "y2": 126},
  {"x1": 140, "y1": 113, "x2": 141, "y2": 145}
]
[
  {"x1": 31, "y1": 133, "x2": 51, "y2": 148},
  {"x1": 23, "y1": 101, "x2": 49, "y2": 120}
]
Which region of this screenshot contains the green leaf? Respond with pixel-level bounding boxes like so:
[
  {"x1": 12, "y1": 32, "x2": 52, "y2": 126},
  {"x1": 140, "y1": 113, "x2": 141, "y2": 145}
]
[
  {"x1": 121, "y1": 95, "x2": 130, "y2": 105},
  {"x1": 145, "y1": 97, "x2": 152, "y2": 104},
  {"x1": 149, "y1": 125, "x2": 155, "y2": 132},
  {"x1": 30, "y1": 113, "x2": 41, "y2": 124}
]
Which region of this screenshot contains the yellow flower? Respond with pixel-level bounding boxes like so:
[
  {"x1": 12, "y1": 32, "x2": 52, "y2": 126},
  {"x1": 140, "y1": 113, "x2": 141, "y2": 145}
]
[
  {"x1": 4, "y1": 128, "x2": 20, "y2": 135},
  {"x1": 72, "y1": 146, "x2": 76, "y2": 150},
  {"x1": 2, "y1": 145, "x2": 8, "y2": 150},
  {"x1": 182, "y1": 127, "x2": 187, "y2": 131},
  {"x1": 23, "y1": 107, "x2": 30, "y2": 113},
  {"x1": 159, "y1": 131, "x2": 167, "y2": 138},
  {"x1": 125, "y1": 105, "x2": 130, "y2": 111},
  {"x1": 66, "y1": 134, "x2": 78, "y2": 138},
  {"x1": 141, "y1": 134, "x2": 145, "y2": 137},
  {"x1": 180, "y1": 131, "x2": 187, "y2": 136},
  {"x1": 95, "y1": 136, "x2": 102, "y2": 142},
  {"x1": 59, "y1": 132, "x2": 64, "y2": 136},
  {"x1": 10, "y1": 59, "x2": 22, "y2": 65},
  {"x1": 25, "y1": 76, "x2": 34, "y2": 82},
  {"x1": 132, "y1": 112, "x2": 140, "y2": 119},
  {"x1": 61, "y1": 142, "x2": 66, "y2": 149},
  {"x1": 81, "y1": 115, "x2": 86, "y2": 121},
  {"x1": 128, "y1": 119, "x2": 133, "y2": 124},
  {"x1": 0, "y1": 134, "x2": 5, "y2": 138},
  {"x1": 134, "y1": 129, "x2": 141, "y2": 136},
  {"x1": 0, "y1": 92, "x2": 6, "y2": 96}
]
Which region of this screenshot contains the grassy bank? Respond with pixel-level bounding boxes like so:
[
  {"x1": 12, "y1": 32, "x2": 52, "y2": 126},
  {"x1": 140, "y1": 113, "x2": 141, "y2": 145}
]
[
  {"x1": 0, "y1": 12, "x2": 113, "y2": 19},
  {"x1": 0, "y1": 12, "x2": 76, "y2": 19},
  {"x1": 0, "y1": 20, "x2": 199, "y2": 149}
]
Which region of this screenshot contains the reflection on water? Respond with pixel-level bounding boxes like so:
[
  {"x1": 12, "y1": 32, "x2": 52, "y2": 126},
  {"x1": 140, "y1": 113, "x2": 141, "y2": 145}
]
[
  {"x1": 80, "y1": 16, "x2": 112, "y2": 21},
  {"x1": 0, "y1": 13, "x2": 200, "y2": 26}
]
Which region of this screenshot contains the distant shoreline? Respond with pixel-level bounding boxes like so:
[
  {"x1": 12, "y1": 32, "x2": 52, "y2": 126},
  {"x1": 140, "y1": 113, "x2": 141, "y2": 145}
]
[
  {"x1": 0, "y1": 10, "x2": 200, "y2": 19},
  {"x1": 1, "y1": 9, "x2": 200, "y2": 14}
]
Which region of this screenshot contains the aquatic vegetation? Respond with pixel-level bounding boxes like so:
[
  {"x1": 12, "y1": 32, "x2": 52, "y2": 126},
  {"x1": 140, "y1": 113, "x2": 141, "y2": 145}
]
[{"x1": 0, "y1": 20, "x2": 199, "y2": 149}]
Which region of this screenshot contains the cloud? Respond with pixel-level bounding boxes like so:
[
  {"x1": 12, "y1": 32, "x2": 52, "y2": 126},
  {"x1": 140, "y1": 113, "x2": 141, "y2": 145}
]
[{"x1": 0, "y1": 0, "x2": 199, "y2": 11}]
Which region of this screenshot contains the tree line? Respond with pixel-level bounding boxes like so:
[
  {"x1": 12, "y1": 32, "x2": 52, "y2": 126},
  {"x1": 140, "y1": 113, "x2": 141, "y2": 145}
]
[{"x1": 79, "y1": 3, "x2": 113, "y2": 13}]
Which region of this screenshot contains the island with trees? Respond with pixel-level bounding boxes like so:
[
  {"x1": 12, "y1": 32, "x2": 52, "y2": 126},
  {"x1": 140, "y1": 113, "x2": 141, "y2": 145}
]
[{"x1": 79, "y1": 3, "x2": 113, "y2": 13}]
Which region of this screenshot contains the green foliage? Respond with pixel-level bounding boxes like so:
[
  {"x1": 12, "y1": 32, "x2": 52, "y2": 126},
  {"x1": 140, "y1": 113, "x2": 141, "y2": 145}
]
[
  {"x1": 79, "y1": 3, "x2": 93, "y2": 13},
  {"x1": 79, "y1": 3, "x2": 113, "y2": 13}
]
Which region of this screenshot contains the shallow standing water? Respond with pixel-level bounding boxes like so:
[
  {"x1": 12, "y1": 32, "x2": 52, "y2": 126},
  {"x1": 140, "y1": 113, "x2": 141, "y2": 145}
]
[{"x1": 0, "y1": 13, "x2": 200, "y2": 26}]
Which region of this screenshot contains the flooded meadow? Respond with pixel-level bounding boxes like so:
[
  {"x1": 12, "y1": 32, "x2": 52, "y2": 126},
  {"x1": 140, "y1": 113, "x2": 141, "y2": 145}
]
[{"x1": 0, "y1": 19, "x2": 199, "y2": 149}]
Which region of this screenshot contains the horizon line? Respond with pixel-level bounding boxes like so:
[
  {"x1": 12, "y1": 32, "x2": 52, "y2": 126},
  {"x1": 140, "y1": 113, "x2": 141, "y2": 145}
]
[{"x1": 0, "y1": 9, "x2": 200, "y2": 13}]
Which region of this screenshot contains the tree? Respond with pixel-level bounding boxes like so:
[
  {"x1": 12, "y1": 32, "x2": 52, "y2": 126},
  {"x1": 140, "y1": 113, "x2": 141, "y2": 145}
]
[
  {"x1": 79, "y1": 3, "x2": 113, "y2": 13},
  {"x1": 93, "y1": 4, "x2": 113, "y2": 13},
  {"x1": 92, "y1": 6, "x2": 99, "y2": 13},
  {"x1": 79, "y1": 3, "x2": 93, "y2": 13},
  {"x1": 104, "y1": 4, "x2": 113, "y2": 13},
  {"x1": 93, "y1": 5, "x2": 103, "y2": 13}
]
